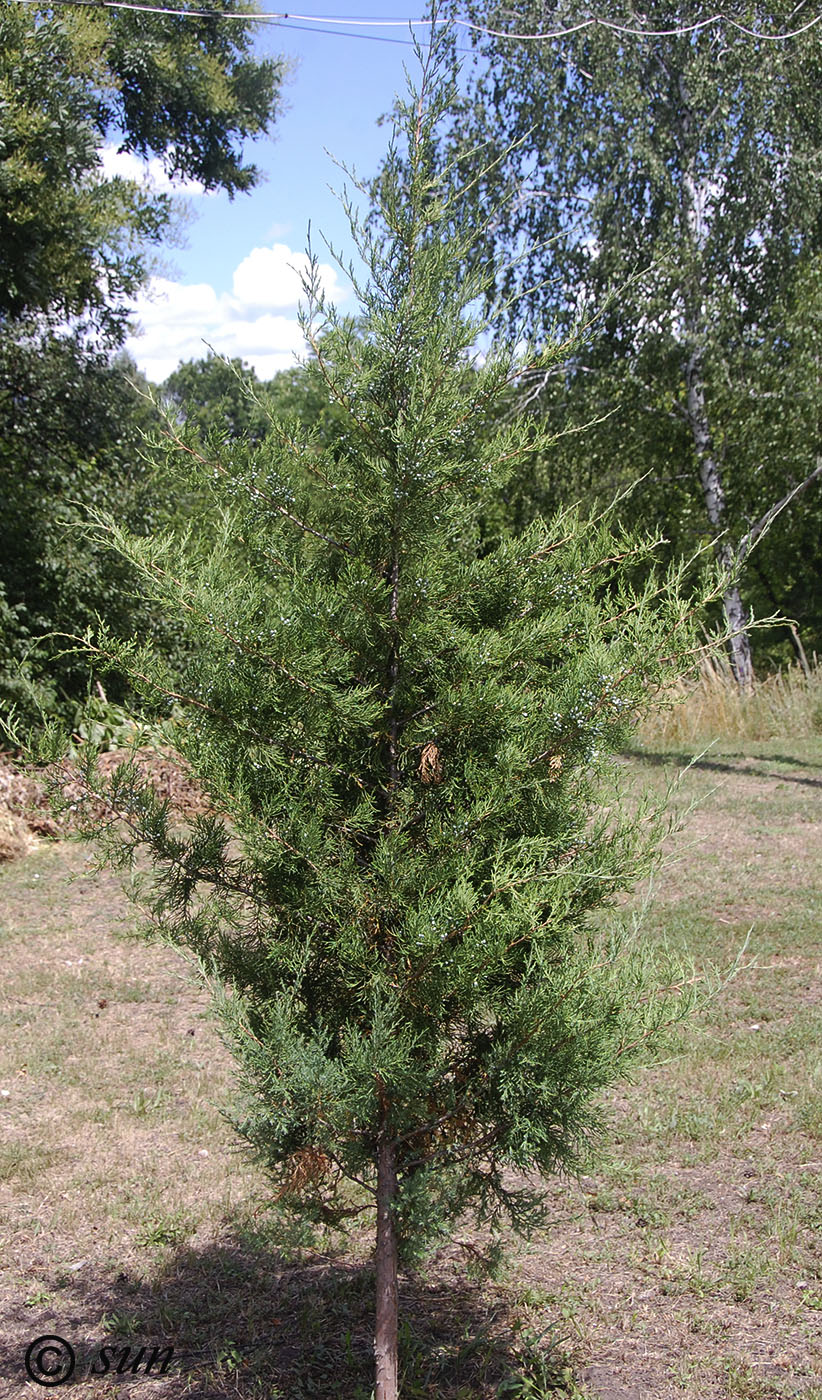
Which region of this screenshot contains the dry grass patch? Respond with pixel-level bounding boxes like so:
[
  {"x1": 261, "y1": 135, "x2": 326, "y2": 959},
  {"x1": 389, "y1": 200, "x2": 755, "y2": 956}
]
[{"x1": 638, "y1": 655, "x2": 822, "y2": 747}]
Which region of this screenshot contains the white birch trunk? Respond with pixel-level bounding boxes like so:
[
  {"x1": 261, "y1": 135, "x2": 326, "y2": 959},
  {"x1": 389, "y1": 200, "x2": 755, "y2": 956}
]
[
  {"x1": 680, "y1": 151, "x2": 755, "y2": 690},
  {"x1": 684, "y1": 347, "x2": 755, "y2": 689}
]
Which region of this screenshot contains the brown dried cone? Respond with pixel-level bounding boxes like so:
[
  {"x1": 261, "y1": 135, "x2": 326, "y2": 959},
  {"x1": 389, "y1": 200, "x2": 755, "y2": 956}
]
[
  {"x1": 547, "y1": 754, "x2": 563, "y2": 781},
  {"x1": 418, "y1": 741, "x2": 443, "y2": 785}
]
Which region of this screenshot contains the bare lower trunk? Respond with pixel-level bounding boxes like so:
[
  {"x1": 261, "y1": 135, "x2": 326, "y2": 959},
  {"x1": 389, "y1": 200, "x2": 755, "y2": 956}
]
[
  {"x1": 375, "y1": 1140, "x2": 399, "y2": 1400},
  {"x1": 713, "y1": 535, "x2": 754, "y2": 690},
  {"x1": 685, "y1": 350, "x2": 755, "y2": 691},
  {"x1": 720, "y1": 555, "x2": 755, "y2": 691}
]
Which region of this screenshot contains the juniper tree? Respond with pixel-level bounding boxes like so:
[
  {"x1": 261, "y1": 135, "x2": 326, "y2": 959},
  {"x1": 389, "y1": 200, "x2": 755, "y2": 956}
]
[{"x1": 61, "y1": 41, "x2": 715, "y2": 1400}]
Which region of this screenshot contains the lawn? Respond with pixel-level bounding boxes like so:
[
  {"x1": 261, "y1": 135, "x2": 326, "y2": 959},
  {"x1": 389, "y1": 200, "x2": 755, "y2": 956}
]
[{"x1": 0, "y1": 739, "x2": 820, "y2": 1399}]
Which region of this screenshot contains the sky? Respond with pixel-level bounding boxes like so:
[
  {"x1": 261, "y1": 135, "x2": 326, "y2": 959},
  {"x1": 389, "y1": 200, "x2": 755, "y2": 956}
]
[{"x1": 118, "y1": 7, "x2": 449, "y2": 382}]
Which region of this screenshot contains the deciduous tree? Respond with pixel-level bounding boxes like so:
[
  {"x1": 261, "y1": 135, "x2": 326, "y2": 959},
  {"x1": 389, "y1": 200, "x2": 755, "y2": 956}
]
[
  {"x1": 440, "y1": 0, "x2": 822, "y2": 684},
  {"x1": 162, "y1": 353, "x2": 271, "y2": 443},
  {"x1": 0, "y1": 1, "x2": 287, "y2": 716},
  {"x1": 0, "y1": 2, "x2": 287, "y2": 334},
  {"x1": 0, "y1": 329, "x2": 184, "y2": 720}
]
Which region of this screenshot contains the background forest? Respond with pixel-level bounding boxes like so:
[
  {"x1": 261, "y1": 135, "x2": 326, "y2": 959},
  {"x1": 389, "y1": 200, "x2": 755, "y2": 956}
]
[{"x1": 2, "y1": 1, "x2": 821, "y2": 732}]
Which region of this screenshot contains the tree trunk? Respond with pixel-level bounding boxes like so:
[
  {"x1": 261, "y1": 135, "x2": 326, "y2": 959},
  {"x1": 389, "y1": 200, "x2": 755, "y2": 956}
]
[
  {"x1": 718, "y1": 546, "x2": 755, "y2": 691},
  {"x1": 677, "y1": 115, "x2": 755, "y2": 691},
  {"x1": 684, "y1": 348, "x2": 755, "y2": 691},
  {"x1": 751, "y1": 561, "x2": 813, "y2": 677},
  {"x1": 374, "y1": 1139, "x2": 399, "y2": 1400}
]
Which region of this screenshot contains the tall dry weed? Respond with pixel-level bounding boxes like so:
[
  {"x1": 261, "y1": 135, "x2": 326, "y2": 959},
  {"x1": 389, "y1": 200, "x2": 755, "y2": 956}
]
[{"x1": 638, "y1": 652, "x2": 822, "y2": 746}]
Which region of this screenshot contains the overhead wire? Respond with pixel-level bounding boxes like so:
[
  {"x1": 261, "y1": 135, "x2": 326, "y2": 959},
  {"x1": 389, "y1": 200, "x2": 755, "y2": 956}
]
[
  {"x1": 11, "y1": 0, "x2": 461, "y2": 47},
  {"x1": 263, "y1": 16, "x2": 432, "y2": 43},
  {"x1": 11, "y1": 0, "x2": 822, "y2": 44},
  {"x1": 459, "y1": 6, "x2": 822, "y2": 41}
]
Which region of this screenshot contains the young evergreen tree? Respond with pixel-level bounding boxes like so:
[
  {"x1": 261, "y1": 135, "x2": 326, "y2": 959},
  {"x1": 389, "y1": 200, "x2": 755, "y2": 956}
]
[{"x1": 61, "y1": 41, "x2": 716, "y2": 1400}]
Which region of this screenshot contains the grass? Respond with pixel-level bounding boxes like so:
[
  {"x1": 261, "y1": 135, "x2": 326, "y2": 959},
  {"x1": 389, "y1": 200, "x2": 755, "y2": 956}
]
[
  {"x1": 638, "y1": 652, "x2": 822, "y2": 745},
  {"x1": 0, "y1": 735, "x2": 821, "y2": 1397}
]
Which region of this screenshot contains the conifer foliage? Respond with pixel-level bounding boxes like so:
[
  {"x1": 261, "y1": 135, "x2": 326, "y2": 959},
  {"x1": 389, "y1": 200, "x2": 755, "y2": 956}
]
[{"x1": 69, "y1": 42, "x2": 710, "y2": 1400}]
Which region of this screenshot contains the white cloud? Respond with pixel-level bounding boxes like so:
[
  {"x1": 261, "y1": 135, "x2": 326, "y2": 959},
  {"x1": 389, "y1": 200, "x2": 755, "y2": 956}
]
[
  {"x1": 124, "y1": 244, "x2": 348, "y2": 382},
  {"x1": 99, "y1": 143, "x2": 211, "y2": 199},
  {"x1": 232, "y1": 244, "x2": 320, "y2": 310}
]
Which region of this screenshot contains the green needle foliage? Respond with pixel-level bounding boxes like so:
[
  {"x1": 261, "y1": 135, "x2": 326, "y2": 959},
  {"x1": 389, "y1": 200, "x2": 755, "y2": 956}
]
[{"x1": 56, "y1": 38, "x2": 718, "y2": 1400}]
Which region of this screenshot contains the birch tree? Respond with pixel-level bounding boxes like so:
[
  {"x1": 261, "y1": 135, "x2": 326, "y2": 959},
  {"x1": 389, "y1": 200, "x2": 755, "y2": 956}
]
[{"x1": 441, "y1": 0, "x2": 822, "y2": 685}]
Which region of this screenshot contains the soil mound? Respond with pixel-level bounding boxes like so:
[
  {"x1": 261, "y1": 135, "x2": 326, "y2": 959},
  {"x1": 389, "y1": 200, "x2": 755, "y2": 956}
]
[{"x1": 0, "y1": 748, "x2": 209, "y2": 860}]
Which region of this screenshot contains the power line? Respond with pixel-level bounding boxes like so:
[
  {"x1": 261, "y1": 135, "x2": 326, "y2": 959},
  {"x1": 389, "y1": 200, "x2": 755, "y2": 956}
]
[
  {"x1": 13, "y1": 0, "x2": 441, "y2": 45},
  {"x1": 12, "y1": 0, "x2": 822, "y2": 44},
  {"x1": 278, "y1": 18, "x2": 431, "y2": 43},
  {"x1": 284, "y1": 5, "x2": 822, "y2": 41},
  {"x1": 459, "y1": 6, "x2": 822, "y2": 42}
]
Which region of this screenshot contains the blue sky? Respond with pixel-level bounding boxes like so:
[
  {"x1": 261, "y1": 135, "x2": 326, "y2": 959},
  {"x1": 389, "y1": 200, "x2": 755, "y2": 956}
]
[{"x1": 119, "y1": 7, "x2": 445, "y2": 381}]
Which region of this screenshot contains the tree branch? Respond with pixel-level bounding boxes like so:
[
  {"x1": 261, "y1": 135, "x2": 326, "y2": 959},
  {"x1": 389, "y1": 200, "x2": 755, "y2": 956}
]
[
  {"x1": 737, "y1": 456, "x2": 822, "y2": 564},
  {"x1": 163, "y1": 427, "x2": 355, "y2": 557}
]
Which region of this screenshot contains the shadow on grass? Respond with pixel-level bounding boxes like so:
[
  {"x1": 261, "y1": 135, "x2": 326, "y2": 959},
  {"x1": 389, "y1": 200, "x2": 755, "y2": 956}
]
[
  {"x1": 0, "y1": 1227, "x2": 575, "y2": 1399},
  {"x1": 627, "y1": 748, "x2": 822, "y2": 787}
]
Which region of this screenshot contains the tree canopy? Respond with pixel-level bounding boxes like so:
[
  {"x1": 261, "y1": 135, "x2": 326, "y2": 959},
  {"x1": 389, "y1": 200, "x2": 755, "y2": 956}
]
[
  {"x1": 160, "y1": 338, "x2": 371, "y2": 450},
  {"x1": 0, "y1": 1, "x2": 288, "y2": 718},
  {"x1": 0, "y1": 329, "x2": 183, "y2": 719},
  {"x1": 162, "y1": 353, "x2": 272, "y2": 443},
  {"x1": 0, "y1": 2, "x2": 287, "y2": 336},
  {"x1": 440, "y1": 0, "x2": 822, "y2": 679}
]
